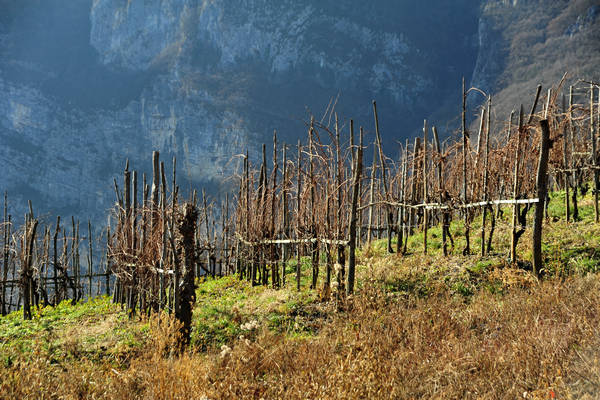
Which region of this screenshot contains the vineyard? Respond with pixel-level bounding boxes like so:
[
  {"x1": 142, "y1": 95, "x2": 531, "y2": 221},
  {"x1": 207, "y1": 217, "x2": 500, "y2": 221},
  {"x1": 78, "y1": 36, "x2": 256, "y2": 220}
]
[{"x1": 1, "y1": 76, "x2": 600, "y2": 347}]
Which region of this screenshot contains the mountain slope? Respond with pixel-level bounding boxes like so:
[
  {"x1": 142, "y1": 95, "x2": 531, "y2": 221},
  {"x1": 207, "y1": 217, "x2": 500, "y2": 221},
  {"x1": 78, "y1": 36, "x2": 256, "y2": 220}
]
[{"x1": 0, "y1": 0, "x2": 597, "y2": 220}]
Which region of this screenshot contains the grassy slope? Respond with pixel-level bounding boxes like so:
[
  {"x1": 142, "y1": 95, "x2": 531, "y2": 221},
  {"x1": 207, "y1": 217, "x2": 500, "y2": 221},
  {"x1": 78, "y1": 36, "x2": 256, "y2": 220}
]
[{"x1": 2, "y1": 189, "x2": 600, "y2": 399}]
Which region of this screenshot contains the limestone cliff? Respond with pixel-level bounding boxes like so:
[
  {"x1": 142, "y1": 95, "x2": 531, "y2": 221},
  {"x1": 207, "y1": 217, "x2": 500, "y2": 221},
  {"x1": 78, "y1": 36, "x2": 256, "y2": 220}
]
[{"x1": 2, "y1": 0, "x2": 596, "y2": 221}]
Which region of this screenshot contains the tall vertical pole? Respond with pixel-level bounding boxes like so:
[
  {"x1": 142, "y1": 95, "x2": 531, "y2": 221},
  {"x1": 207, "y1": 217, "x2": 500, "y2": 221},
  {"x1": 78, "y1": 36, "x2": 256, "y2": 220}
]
[
  {"x1": 462, "y1": 77, "x2": 470, "y2": 255},
  {"x1": 590, "y1": 84, "x2": 599, "y2": 222},
  {"x1": 481, "y1": 97, "x2": 491, "y2": 256},
  {"x1": 510, "y1": 105, "x2": 524, "y2": 263},
  {"x1": 562, "y1": 94, "x2": 570, "y2": 222},
  {"x1": 347, "y1": 127, "x2": 363, "y2": 295},
  {"x1": 296, "y1": 141, "x2": 302, "y2": 291},
  {"x1": 422, "y1": 120, "x2": 428, "y2": 254},
  {"x1": 432, "y1": 128, "x2": 447, "y2": 256},
  {"x1": 569, "y1": 86, "x2": 579, "y2": 221},
  {"x1": 373, "y1": 101, "x2": 393, "y2": 252},
  {"x1": 532, "y1": 120, "x2": 551, "y2": 276}
]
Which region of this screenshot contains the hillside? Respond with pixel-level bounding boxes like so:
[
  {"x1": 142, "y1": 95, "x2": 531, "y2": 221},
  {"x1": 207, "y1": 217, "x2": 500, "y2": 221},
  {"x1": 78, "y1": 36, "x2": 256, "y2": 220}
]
[
  {"x1": 0, "y1": 1, "x2": 598, "y2": 221},
  {"x1": 0, "y1": 0, "x2": 479, "y2": 220},
  {"x1": 472, "y1": 0, "x2": 600, "y2": 119},
  {"x1": 2, "y1": 189, "x2": 600, "y2": 399}
]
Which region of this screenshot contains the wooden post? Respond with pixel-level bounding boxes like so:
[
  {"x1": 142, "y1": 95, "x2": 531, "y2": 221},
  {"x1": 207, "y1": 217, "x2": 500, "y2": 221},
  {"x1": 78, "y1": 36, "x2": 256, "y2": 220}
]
[
  {"x1": 474, "y1": 108, "x2": 485, "y2": 173},
  {"x1": 367, "y1": 145, "x2": 377, "y2": 244},
  {"x1": 397, "y1": 142, "x2": 407, "y2": 254},
  {"x1": 409, "y1": 137, "x2": 420, "y2": 239},
  {"x1": 373, "y1": 101, "x2": 394, "y2": 253},
  {"x1": 562, "y1": 94, "x2": 570, "y2": 222},
  {"x1": 309, "y1": 120, "x2": 318, "y2": 289},
  {"x1": 72, "y1": 217, "x2": 80, "y2": 302},
  {"x1": 123, "y1": 167, "x2": 131, "y2": 310},
  {"x1": 422, "y1": 119, "x2": 428, "y2": 254},
  {"x1": 462, "y1": 77, "x2": 470, "y2": 255},
  {"x1": 347, "y1": 127, "x2": 363, "y2": 295},
  {"x1": 87, "y1": 220, "x2": 93, "y2": 300},
  {"x1": 402, "y1": 139, "x2": 410, "y2": 253},
  {"x1": 282, "y1": 144, "x2": 289, "y2": 286},
  {"x1": 336, "y1": 116, "x2": 346, "y2": 289},
  {"x1": 1, "y1": 192, "x2": 7, "y2": 315},
  {"x1": 325, "y1": 170, "x2": 332, "y2": 289},
  {"x1": 151, "y1": 151, "x2": 160, "y2": 219},
  {"x1": 296, "y1": 140, "x2": 302, "y2": 291},
  {"x1": 570, "y1": 86, "x2": 579, "y2": 220},
  {"x1": 224, "y1": 193, "x2": 230, "y2": 276},
  {"x1": 590, "y1": 84, "x2": 599, "y2": 223},
  {"x1": 432, "y1": 127, "x2": 447, "y2": 256},
  {"x1": 52, "y1": 216, "x2": 60, "y2": 304},
  {"x1": 533, "y1": 120, "x2": 551, "y2": 276},
  {"x1": 105, "y1": 224, "x2": 111, "y2": 297},
  {"x1": 141, "y1": 175, "x2": 148, "y2": 313},
  {"x1": 271, "y1": 131, "x2": 278, "y2": 288},
  {"x1": 244, "y1": 151, "x2": 250, "y2": 280},
  {"x1": 510, "y1": 105, "x2": 524, "y2": 263},
  {"x1": 22, "y1": 216, "x2": 29, "y2": 319},
  {"x1": 481, "y1": 97, "x2": 491, "y2": 256},
  {"x1": 176, "y1": 203, "x2": 198, "y2": 347},
  {"x1": 160, "y1": 161, "x2": 167, "y2": 310},
  {"x1": 22, "y1": 218, "x2": 38, "y2": 320},
  {"x1": 259, "y1": 144, "x2": 267, "y2": 285}
]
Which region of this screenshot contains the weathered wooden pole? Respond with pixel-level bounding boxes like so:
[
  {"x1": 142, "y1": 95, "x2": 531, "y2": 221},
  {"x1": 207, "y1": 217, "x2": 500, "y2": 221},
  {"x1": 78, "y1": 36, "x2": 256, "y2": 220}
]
[
  {"x1": 510, "y1": 105, "x2": 524, "y2": 263},
  {"x1": 141, "y1": 176, "x2": 148, "y2": 312},
  {"x1": 160, "y1": 161, "x2": 167, "y2": 310},
  {"x1": 347, "y1": 127, "x2": 363, "y2": 295},
  {"x1": 52, "y1": 216, "x2": 60, "y2": 304},
  {"x1": 432, "y1": 127, "x2": 447, "y2": 256},
  {"x1": 397, "y1": 142, "x2": 407, "y2": 254},
  {"x1": 282, "y1": 144, "x2": 289, "y2": 285},
  {"x1": 73, "y1": 217, "x2": 80, "y2": 302},
  {"x1": 481, "y1": 96, "x2": 491, "y2": 256},
  {"x1": 244, "y1": 151, "x2": 250, "y2": 280},
  {"x1": 123, "y1": 167, "x2": 131, "y2": 310},
  {"x1": 105, "y1": 224, "x2": 111, "y2": 297},
  {"x1": 271, "y1": 131, "x2": 279, "y2": 288},
  {"x1": 401, "y1": 139, "x2": 410, "y2": 253},
  {"x1": 590, "y1": 84, "x2": 599, "y2": 223},
  {"x1": 335, "y1": 115, "x2": 346, "y2": 289},
  {"x1": 461, "y1": 77, "x2": 470, "y2": 255},
  {"x1": 176, "y1": 203, "x2": 198, "y2": 347},
  {"x1": 409, "y1": 137, "x2": 420, "y2": 239},
  {"x1": 475, "y1": 108, "x2": 486, "y2": 172},
  {"x1": 87, "y1": 220, "x2": 93, "y2": 300},
  {"x1": 309, "y1": 120, "x2": 319, "y2": 289},
  {"x1": 22, "y1": 218, "x2": 38, "y2": 320},
  {"x1": 367, "y1": 145, "x2": 377, "y2": 244},
  {"x1": 224, "y1": 193, "x2": 230, "y2": 276},
  {"x1": 296, "y1": 140, "x2": 302, "y2": 291},
  {"x1": 259, "y1": 143, "x2": 267, "y2": 285},
  {"x1": 373, "y1": 101, "x2": 394, "y2": 253},
  {"x1": 532, "y1": 120, "x2": 551, "y2": 276},
  {"x1": 422, "y1": 119, "x2": 428, "y2": 254},
  {"x1": 562, "y1": 94, "x2": 570, "y2": 222},
  {"x1": 1, "y1": 192, "x2": 8, "y2": 315},
  {"x1": 325, "y1": 169, "x2": 332, "y2": 289}
]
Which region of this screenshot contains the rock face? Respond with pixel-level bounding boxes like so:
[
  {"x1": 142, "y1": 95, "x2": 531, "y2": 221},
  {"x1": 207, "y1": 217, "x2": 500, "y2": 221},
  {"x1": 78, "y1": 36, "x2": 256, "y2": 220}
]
[
  {"x1": 3, "y1": 0, "x2": 596, "y2": 221},
  {"x1": 0, "y1": 0, "x2": 480, "y2": 219}
]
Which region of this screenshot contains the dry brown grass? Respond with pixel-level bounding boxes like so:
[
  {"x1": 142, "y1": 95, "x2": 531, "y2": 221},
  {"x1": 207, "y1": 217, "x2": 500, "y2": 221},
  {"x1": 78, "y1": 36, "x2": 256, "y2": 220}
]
[{"x1": 2, "y1": 269, "x2": 600, "y2": 399}]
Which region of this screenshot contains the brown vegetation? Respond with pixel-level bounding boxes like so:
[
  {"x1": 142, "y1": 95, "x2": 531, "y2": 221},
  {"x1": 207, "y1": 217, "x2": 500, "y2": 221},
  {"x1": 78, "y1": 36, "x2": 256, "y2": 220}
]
[{"x1": 2, "y1": 269, "x2": 600, "y2": 399}]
